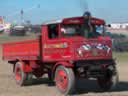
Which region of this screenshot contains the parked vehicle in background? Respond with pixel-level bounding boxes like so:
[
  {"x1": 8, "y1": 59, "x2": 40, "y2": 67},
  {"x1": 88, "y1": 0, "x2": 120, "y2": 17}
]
[
  {"x1": 0, "y1": 25, "x2": 4, "y2": 33},
  {"x1": 106, "y1": 32, "x2": 128, "y2": 52},
  {"x1": 10, "y1": 25, "x2": 26, "y2": 36}
]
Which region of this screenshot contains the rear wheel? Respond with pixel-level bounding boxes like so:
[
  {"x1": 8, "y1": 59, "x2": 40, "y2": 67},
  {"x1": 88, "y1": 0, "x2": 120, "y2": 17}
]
[
  {"x1": 15, "y1": 62, "x2": 32, "y2": 86},
  {"x1": 55, "y1": 66, "x2": 75, "y2": 95}
]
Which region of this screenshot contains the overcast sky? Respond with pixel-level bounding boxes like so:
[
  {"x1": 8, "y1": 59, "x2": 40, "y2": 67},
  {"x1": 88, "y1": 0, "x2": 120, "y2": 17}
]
[{"x1": 0, "y1": 0, "x2": 128, "y2": 24}]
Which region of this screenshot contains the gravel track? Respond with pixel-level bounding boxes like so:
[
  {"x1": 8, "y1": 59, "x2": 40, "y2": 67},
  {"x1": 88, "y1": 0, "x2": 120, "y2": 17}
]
[{"x1": 0, "y1": 51, "x2": 128, "y2": 96}]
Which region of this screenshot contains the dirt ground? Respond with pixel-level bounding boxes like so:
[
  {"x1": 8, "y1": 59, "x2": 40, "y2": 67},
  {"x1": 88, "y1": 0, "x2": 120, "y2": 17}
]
[{"x1": 0, "y1": 48, "x2": 128, "y2": 96}]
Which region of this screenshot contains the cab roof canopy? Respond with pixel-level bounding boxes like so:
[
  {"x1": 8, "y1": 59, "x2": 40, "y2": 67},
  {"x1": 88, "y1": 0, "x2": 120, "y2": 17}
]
[{"x1": 43, "y1": 16, "x2": 105, "y2": 25}]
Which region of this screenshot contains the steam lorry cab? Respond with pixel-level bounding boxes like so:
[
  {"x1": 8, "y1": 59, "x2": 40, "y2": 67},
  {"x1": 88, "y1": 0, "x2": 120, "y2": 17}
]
[{"x1": 2, "y1": 15, "x2": 118, "y2": 95}]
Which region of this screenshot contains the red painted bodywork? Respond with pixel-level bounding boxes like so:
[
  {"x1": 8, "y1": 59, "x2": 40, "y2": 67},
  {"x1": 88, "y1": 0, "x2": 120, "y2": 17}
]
[
  {"x1": 3, "y1": 39, "x2": 39, "y2": 60},
  {"x1": 2, "y1": 16, "x2": 112, "y2": 65},
  {"x1": 63, "y1": 17, "x2": 105, "y2": 25},
  {"x1": 18, "y1": 61, "x2": 32, "y2": 73}
]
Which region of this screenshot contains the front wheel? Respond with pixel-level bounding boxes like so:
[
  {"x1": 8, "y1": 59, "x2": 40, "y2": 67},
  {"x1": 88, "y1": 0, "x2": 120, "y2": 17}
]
[
  {"x1": 97, "y1": 70, "x2": 119, "y2": 91},
  {"x1": 55, "y1": 66, "x2": 75, "y2": 95}
]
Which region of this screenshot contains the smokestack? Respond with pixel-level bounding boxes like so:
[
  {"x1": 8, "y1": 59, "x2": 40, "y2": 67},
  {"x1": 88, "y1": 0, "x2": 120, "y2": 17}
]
[{"x1": 77, "y1": 0, "x2": 89, "y2": 14}]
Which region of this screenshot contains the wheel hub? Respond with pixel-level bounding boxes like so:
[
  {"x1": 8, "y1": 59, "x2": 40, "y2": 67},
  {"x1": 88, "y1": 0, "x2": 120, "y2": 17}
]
[
  {"x1": 56, "y1": 70, "x2": 68, "y2": 90},
  {"x1": 15, "y1": 67, "x2": 22, "y2": 81}
]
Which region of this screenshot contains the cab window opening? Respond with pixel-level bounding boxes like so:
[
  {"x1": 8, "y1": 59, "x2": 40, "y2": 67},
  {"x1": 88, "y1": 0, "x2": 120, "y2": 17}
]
[
  {"x1": 48, "y1": 24, "x2": 58, "y2": 39},
  {"x1": 61, "y1": 24, "x2": 105, "y2": 38}
]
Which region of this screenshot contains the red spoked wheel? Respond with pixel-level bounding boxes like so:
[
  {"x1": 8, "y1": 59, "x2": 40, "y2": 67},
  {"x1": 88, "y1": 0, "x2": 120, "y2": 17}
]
[
  {"x1": 55, "y1": 66, "x2": 75, "y2": 95},
  {"x1": 15, "y1": 62, "x2": 32, "y2": 86},
  {"x1": 15, "y1": 65, "x2": 22, "y2": 82},
  {"x1": 56, "y1": 70, "x2": 68, "y2": 90}
]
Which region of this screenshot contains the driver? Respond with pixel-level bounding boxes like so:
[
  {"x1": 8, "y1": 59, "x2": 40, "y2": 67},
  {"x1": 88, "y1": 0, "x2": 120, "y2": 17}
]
[
  {"x1": 83, "y1": 11, "x2": 93, "y2": 32},
  {"x1": 82, "y1": 11, "x2": 93, "y2": 38}
]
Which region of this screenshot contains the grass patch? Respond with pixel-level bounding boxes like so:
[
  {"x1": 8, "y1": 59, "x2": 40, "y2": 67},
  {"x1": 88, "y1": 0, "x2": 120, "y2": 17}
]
[
  {"x1": 0, "y1": 34, "x2": 37, "y2": 44},
  {"x1": 113, "y1": 52, "x2": 128, "y2": 63}
]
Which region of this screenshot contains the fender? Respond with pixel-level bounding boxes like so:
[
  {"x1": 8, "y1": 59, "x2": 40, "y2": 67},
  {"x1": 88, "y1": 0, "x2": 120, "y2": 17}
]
[
  {"x1": 52, "y1": 61, "x2": 74, "y2": 79},
  {"x1": 54, "y1": 61, "x2": 74, "y2": 69},
  {"x1": 17, "y1": 60, "x2": 32, "y2": 73}
]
